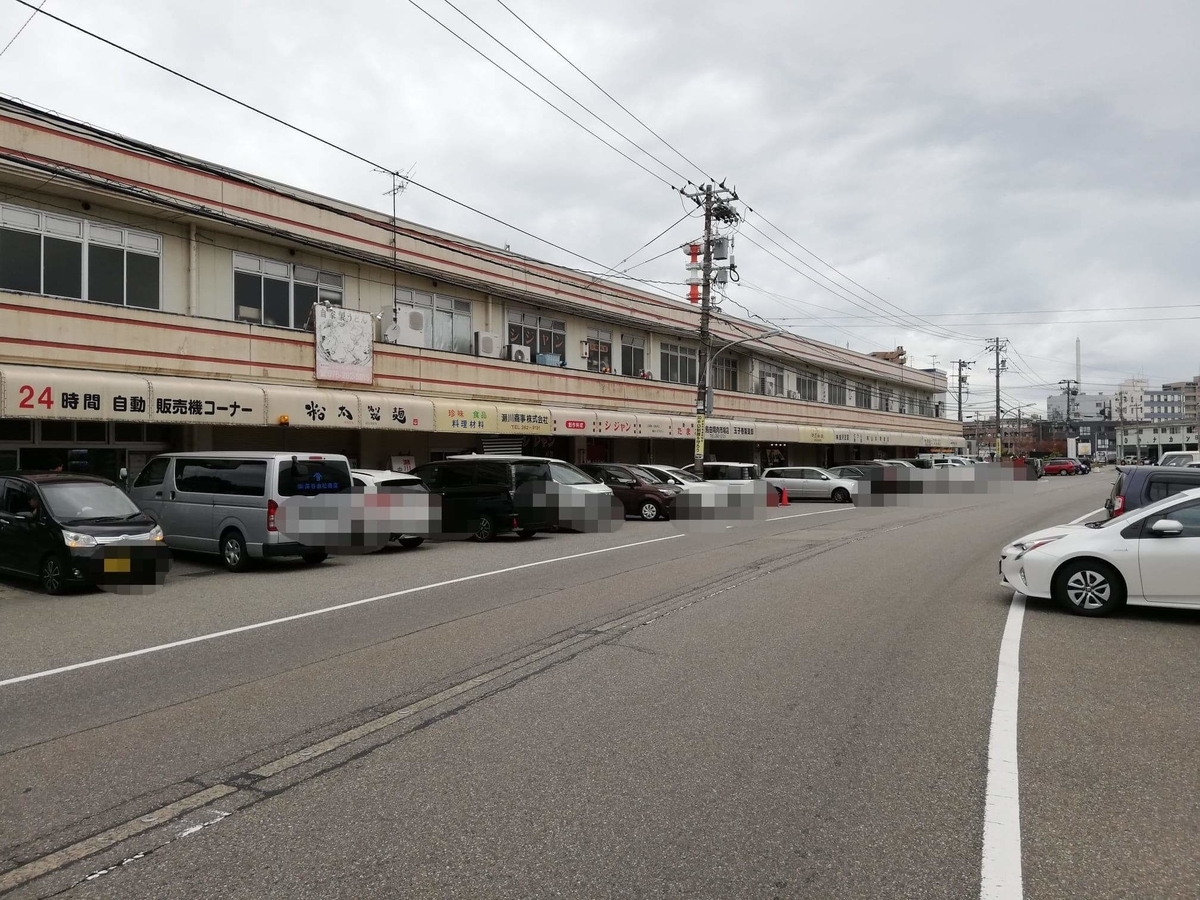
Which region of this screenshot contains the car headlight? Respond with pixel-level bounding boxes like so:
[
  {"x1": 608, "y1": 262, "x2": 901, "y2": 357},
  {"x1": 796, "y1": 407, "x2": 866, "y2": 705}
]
[
  {"x1": 149, "y1": 524, "x2": 164, "y2": 542},
  {"x1": 61, "y1": 529, "x2": 97, "y2": 548},
  {"x1": 1013, "y1": 535, "x2": 1064, "y2": 559}
]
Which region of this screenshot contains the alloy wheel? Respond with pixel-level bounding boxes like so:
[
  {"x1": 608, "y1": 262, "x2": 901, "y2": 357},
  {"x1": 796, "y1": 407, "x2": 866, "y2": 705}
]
[{"x1": 1065, "y1": 569, "x2": 1111, "y2": 611}]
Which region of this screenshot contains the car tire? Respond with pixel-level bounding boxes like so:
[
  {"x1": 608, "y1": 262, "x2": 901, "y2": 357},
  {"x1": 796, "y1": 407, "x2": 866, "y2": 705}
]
[
  {"x1": 39, "y1": 554, "x2": 68, "y2": 595},
  {"x1": 1053, "y1": 559, "x2": 1126, "y2": 617},
  {"x1": 301, "y1": 551, "x2": 328, "y2": 565},
  {"x1": 220, "y1": 529, "x2": 251, "y2": 573},
  {"x1": 398, "y1": 537, "x2": 424, "y2": 549},
  {"x1": 517, "y1": 529, "x2": 537, "y2": 539},
  {"x1": 473, "y1": 516, "x2": 497, "y2": 542},
  {"x1": 639, "y1": 501, "x2": 662, "y2": 521},
  {"x1": 1060, "y1": 470, "x2": 1070, "y2": 476},
  {"x1": 832, "y1": 487, "x2": 851, "y2": 504}
]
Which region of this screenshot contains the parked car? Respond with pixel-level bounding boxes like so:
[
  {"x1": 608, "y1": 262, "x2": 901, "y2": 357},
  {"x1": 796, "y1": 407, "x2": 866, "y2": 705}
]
[
  {"x1": 130, "y1": 452, "x2": 348, "y2": 571},
  {"x1": 1105, "y1": 465, "x2": 1200, "y2": 518},
  {"x1": 827, "y1": 465, "x2": 869, "y2": 479},
  {"x1": 638, "y1": 464, "x2": 709, "y2": 492},
  {"x1": 1069, "y1": 458, "x2": 1091, "y2": 474},
  {"x1": 580, "y1": 463, "x2": 681, "y2": 520},
  {"x1": 413, "y1": 455, "x2": 608, "y2": 541},
  {"x1": 351, "y1": 469, "x2": 430, "y2": 549},
  {"x1": 701, "y1": 462, "x2": 762, "y2": 481},
  {"x1": 1042, "y1": 458, "x2": 1077, "y2": 476},
  {"x1": 1000, "y1": 486, "x2": 1200, "y2": 615},
  {"x1": 1158, "y1": 451, "x2": 1200, "y2": 468},
  {"x1": 761, "y1": 466, "x2": 856, "y2": 503},
  {"x1": 0, "y1": 473, "x2": 170, "y2": 594},
  {"x1": 878, "y1": 459, "x2": 917, "y2": 468}
]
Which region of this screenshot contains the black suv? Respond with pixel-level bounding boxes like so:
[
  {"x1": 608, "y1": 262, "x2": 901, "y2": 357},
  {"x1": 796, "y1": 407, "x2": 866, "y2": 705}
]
[
  {"x1": 0, "y1": 473, "x2": 170, "y2": 594},
  {"x1": 1106, "y1": 465, "x2": 1200, "y2": 518}
]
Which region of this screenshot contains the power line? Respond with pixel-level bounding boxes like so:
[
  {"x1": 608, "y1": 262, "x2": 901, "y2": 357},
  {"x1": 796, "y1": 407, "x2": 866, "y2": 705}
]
[
  {"x1": 491, "y1": 0, "x2": 715, "y2": 187},
  {"x1": 765, "y1": 301, "x2": 1200, "y2": 321},
  {"x1": 0, "y1": 0, "x2": 44, "y2": 60}
]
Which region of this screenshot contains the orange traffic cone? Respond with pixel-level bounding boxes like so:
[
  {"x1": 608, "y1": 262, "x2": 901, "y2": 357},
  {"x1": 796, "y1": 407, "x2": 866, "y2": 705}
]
[{"x1": 780, "y1": 487, "x2": 789, "y2": 506}]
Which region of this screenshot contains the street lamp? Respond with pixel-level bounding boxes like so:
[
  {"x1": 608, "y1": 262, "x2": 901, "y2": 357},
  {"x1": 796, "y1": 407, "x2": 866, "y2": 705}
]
[{"x1": 693, "y1": 328, "x2": 785, "y2": 478}]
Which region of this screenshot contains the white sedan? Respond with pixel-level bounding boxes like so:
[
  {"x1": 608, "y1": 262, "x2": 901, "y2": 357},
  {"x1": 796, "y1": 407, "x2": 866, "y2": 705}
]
[
  {"x1": 1000, "y1": 486, "x2": 1200, "y2": 615},
  {"x1": 762, "y1": 466, "x2": 857, "y2": 503}
]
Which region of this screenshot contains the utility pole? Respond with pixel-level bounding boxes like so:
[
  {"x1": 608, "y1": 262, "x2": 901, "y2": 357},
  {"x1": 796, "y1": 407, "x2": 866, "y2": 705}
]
[
  {"x1": 986, "y1": 338, "x2": 1008, "y2": 459},
  {"x1": 682, "y1": 182, "x2": 739, "y2": 479},
  {"x1": 953, "y1": 359, "x2": 972, "y2": 422},
  {"x1": 1058, "y1": 379, "x2": 1079, "y2": 456}
]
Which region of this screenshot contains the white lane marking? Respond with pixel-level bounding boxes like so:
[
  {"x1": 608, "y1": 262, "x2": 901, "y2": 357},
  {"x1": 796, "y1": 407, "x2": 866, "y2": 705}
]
[
  {"x1": 0, "y1": 534, "x2": 685, "y2": 689},
  {"x1": 981, "y1": 593, "x2": 1026, "y2": 900},
  {"x1": 727, "y1": 507, "x2": 856, "y2": 527}
]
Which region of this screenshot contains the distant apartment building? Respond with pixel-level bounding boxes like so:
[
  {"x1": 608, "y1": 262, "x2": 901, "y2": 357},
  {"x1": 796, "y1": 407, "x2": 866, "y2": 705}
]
[{"x1": 1046, "y1": 390, "x2": 1110, "y2": 421}]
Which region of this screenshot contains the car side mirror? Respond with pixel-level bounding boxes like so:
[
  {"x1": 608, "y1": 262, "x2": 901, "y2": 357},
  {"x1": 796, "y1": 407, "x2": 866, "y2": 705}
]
[
  {"x1": 119, "y1": 467, "x2": 129, "y2": 481},
  {"x1": 1150, "y1": 519, "x2": 1184, "y2": 536},
  {"x1": 821, "y1": 475, "x2": 830, "y2": 481}
]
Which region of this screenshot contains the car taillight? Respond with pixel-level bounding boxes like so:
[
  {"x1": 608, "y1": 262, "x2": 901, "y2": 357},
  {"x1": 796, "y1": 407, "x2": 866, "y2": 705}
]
[
  {"x1": 511, "y1": 516, "x2": 519, "y2": 529},
  {"x1": 1112, "y1": 495, "x2": 1125, "y2": 516},
  {"x1": 267, "y1": 499, "x2": 278, "y2": 532}
]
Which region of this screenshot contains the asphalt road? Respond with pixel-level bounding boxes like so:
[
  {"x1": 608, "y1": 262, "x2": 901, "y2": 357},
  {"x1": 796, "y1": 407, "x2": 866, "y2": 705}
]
[{"x1": 0, "y1": 473, "x2": 1195, "y2": 899}]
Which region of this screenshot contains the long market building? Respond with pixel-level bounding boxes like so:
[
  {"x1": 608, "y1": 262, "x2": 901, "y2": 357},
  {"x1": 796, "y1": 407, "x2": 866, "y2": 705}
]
[{"x1": 0, "y1": 98, "x2": 964, "y2": 481}]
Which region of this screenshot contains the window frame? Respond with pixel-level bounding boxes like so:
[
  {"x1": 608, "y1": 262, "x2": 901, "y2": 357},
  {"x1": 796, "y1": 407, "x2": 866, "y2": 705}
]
[
  {"x1": 234, "y1": 253, "x2": 345, "y2": 330},
  {"x1": 795, "y1": 371, "x2": 819, "y2": 403},
  {"x1": 621, "y1": 334, "x2": 646, "y2": 377},
  {"x1": 756, "y1": 361, "x2": 782, "y2": 396},
  {"x1": 506, "y1": 310, "x2": 565, "y2": 360},
  {"x1": 586, "y1": 327, "x2": 613, "y2": 373},
  {"x1": 0, "y1": 202, "x2": 162, "y2": 309},
  {"x1": 399, "y1": 289, "x2": 473, "y2": 354},
  {"x1": 713, "y1": 356, "x2": 739, "y2": 392},
  {"x1": 660, "y1": 342, "x2": 699, "y2": 385},
  {"x1": 828, "y1": 375, "x2": 848, "y2": 406}
]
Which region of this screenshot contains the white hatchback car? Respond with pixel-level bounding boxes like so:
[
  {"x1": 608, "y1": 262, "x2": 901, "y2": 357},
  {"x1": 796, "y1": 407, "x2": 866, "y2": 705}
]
[
  {"x1": 351, "y1": 469, "x2": 429, "y2": 549},
  {"x1": 1000, "y1": 486, "x2": 1200, "y2": 615}
]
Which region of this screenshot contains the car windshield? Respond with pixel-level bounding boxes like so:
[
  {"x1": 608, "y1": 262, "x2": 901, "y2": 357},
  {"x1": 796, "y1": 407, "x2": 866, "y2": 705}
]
[
  {"x1": 628, "y1": 466, "x2": 664, "y2": 484},
  {"x1": 41, "y1": 482, "x2": 142, "y2": 522},
  {"x1": 549, "y1": 461, "x2": 599, "y2": 485},
  {"x1": 663, "y1": 467, "x2": 701, "y2": 482}
]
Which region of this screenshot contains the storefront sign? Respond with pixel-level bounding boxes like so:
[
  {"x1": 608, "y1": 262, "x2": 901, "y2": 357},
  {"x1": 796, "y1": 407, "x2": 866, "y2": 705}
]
[
  {"x1": 495, "y1": 405, "x2": 553, "y2": 436},
  {"x1": 267, "y1": 386, "x2": 359, "y2": 428},
  {"x1": 1, "y1": 366, "x2": 151, "y2": 421},
  {"x1": 595, "y1": 412, "x2": 636, "y2": 436},
  {"x1": 356, "y1": 393, "x2": 433, "y2": 431},
  {"x1": 670, "y1": 417, "x2": 696, "y2": 439},
  {"x1": 148, "y1": 378, "x2": 265, "y2": 424},
  {"x1": 550, "y1": 408, "x2": 597, "y2": 436},
  {"x1": 798, "y1": 425, "x2": 835, "y2": 444},
  {"x1": 636, "y1": 415, "x2": 672, "y2": 438},
  {"x1": 694, "y1": 413, "x2": 706, "y2": 460},
  {"x1": 729, "y1": 421, "x2": 756, "y2": 441},
  {"x1": 433, "y1": 400, "x2": 496, "y2": 433},
  {"x1": 314, "y1": 305, "x2": 374, "y2": 385},
  {"x1": 703, "y1": 419, "x2": 732, "y2": 439}
]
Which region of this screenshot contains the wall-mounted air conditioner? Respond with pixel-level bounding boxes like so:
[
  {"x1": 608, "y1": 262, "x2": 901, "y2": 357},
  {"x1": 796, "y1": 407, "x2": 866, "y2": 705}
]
[
  {"x1": 384, "y1": 307, "x2": 427, "y2": 347},
  {"x1": 762, "y1": 383, "x2": 777, "y2": 397},
  {"x1": 507, "y1": 344, "x2": 532, "y2": 363},
  {"x1": 787, "y1": 390, "x2": 800, "y2": 400},
  {"x1": 474, "y1": 331, "x2": 502, "y2": 358}
]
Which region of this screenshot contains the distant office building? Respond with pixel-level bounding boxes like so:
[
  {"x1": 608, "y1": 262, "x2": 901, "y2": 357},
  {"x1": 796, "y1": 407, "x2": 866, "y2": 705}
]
[
  {"x1": 1046, "y1": 391, "x2": 1110, "y2": 421},
  {"x1": 1145, "y1": 387, "x2": 1188, "y2": 422}
]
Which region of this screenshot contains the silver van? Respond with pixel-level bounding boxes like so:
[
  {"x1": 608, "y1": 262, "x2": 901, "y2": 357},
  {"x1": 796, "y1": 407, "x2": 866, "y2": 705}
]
[{"x1": 129, "y1": 452, "x2": 352, "y2": 571}]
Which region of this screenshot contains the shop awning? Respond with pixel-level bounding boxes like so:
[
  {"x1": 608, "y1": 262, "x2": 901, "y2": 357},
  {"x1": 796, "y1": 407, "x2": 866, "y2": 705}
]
[
  {"x1": 355, "y1": 393, "x2": 434, "y2": 431},
  {"x1": 148, "y1": 376, "x2": 265, "y2": 426},
  {"x1": 1, "y1": 365, "x2": 153, "y2": 421},
  {"x1": 593, "y1": 410, "x2": 637, "y2": 438},
  {"x1": 494, "y1": 404, "x2": 553, "y2": 436},
  {"x1": 636, "y1": 414, "x2": 673, "y2": 438},
  {"x1": 797, "y1": 425, "x2": 835, "y2": 444},
  {"x1": 669, "y1": 416, "x2": 697, "y2": 439},
  {"x1": 432, "y1": 399, "x2": 498, "y2": 435},
  {"x1": 550, "y1": 407, "x2": 597, "y2": 437},
  {"x1": 728, "y1": 420, "x2": 758, "y2": 441},
  {"x1": 264, "y1": 385, "x2": 359, "y2": 428},
  {"x1": 754, "y1": 422, "x2": 791, "y2": 443}
]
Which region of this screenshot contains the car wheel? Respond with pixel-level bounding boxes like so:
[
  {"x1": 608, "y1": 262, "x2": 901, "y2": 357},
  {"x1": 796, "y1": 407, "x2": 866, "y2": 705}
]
[
  {"x1": 639, "y1": 501, "x2": 662, "y2": 521},
  {"x1": 301, "y1": 551, "x2": 328, "y2": 565},
  {"x1": 220, "y1": 529, "x2": 251, "y2": 572},
  {"x1": 517, "y1": 529, "x2": 537, "y2": 539},
  {"x1": 831, "y1": 487, "x2": 851, "y2": 504},
  {"x1": 39, "y1": 554, "x2": 68, "y2": 595},
  {"x1": 398, "y1": 537, "x2": 424, "y2": 549},
  {"x1": 1053, "y1": 559, "x2": 1126, "y2": 616},
  {"x1": 1059, "y1": 470, "x2": 1070, "y2": 476},
  {"x1": 473, "y1": 516, "x2": 496, "y2": 542}
]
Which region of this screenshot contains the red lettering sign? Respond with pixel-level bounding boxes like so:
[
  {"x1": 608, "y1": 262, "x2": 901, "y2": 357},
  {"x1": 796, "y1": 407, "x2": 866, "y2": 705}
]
[{"x1": 565, "y1": 420, "x2": 586, "y2": 430}]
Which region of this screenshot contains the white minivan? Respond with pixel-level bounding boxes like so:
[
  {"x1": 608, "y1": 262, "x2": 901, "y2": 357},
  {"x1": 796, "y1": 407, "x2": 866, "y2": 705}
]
[
  {"x1": 130, "y1": 452, "x2": 351, "y2": 571},
  {"x1": 1159, "y1": 451, "x2": 1200, "y2": 468}
]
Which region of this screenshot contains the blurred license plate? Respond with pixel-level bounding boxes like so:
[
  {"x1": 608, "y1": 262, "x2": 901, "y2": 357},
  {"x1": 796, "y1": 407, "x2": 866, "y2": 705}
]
[{"x1": 104, "y1": 558, "x2": 131, "y2": 573}]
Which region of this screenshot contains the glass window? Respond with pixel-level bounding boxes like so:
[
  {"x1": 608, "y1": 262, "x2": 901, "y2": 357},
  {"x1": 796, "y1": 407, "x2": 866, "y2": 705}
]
[
  {"x1": 549, "y1": 461, "x2": 598, "y2": 485},
  {"x1": 514, "y1": 462, "x2": 549, "y2": 486},
  {"x1": 587, "y1": 328, "x2": 612, "y2": 372},
  {"x1": 439, "y1": 464, "x2": 475, "y2": 489},
  {"x1": 0, "y1": 418, "x2": 33, "y2": 441},
  {"x1": 40, "y1": 481, "x2": 141, "y2": 521},
  {"x1": 855, "y1": 383, "x2": 873, "y2": 409},
  {"x1": 277, "y1": 459, "x2": 351, "y2": 496},
  {"x1": 621, "y1": 335, "x2": 645, "y2": 377},
  {"x1": 87, "y1": 244, "x2": 124, "y2": 305},
  {"x1": 0, "y1": 228, "x2": 41, "y2": 293},
  {"x1": 133, "y1": 457, "x2": 170, "y2": 488},
  {"x1": 796, "y1": 372, "x2": 819, "y2": 402},
  {"x1": 473, "y1": 462, "x2": 511, "y2": 486},
  {"x1": 1146, "y1": 500, "x2": 1200, "y2": 537},
  {"x1": 660, "y1": 343, "x2": 698, "y2": 385},
  {"x1": 2, "y1": 481, "x2": 36, "y2": 516},
  {"x1": 828, "y1": 376, "x2": 847, "y2": 406},
  {"x1": 757, "y1": 362, "x2": 783, "y2": 396},
  {"x1": 714, "y1": 356, "x2": 738, "y2": 391},
  {"x1": 43, "y1": 237, "x2": 83, "y2": 299},
  {"x1": 399, "y1": 289, "x2": 473, "y2": 352},
  {"x1": 125, "y1": 252, "x2": 160, "y2": 309},
  {"x1": 262, "y1": 277, "x2": 290, "y2": 327},
  {"x1": 40, "y1": 420, "x2": 74, "y2": 442}
]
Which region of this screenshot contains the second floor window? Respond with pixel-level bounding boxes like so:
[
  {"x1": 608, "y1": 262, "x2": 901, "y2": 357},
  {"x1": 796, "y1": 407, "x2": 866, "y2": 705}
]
[
  {"x1": 621, "y1": 334, "x2": 646, "y2": 376},
  {"x1": 795, "y1": 371, "x2": 819, "y2": 402},
  {"x1": 660, "y1": 342, "x2": 698, "y2": 385},
  {"x1": 878, "y1": 387, "x2": 893, "y2": 412},
  {"x1": 828, "y1": 375, "x2": 847, "y2": 406},
  {"x1": 397, "y1": 289, "x2": 472, "y2": 353},
  {"x1": 757, "y1": 362, "x2": 783, "y2": 396},
  {"x1": 0, "y1": 203, "x2": 161, "y2": 309},
  {"x1": 587, "y1": 328, "x2": 613, "y2": 372},
  {"x1": 855, "y1": 382, "x2": 873, "y2": 409},
  {"x1": 713, "y1": 356, "x2": 738, "y2": 391},
  {"x1": 507, "y1": 312, "x2": 566, "y2": 360},
  {"x1": 234, "y1": 253, "x2": 343, "y2": 328}
]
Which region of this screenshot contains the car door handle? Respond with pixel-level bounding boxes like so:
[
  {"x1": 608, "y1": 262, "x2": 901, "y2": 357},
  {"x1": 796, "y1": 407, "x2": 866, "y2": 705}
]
[
  {"x1": 154, "y1": 491, "x2": 163, "y2": 498},
  {"x1": 169, "y1": 491, "x2": 177, "y2": 500}
]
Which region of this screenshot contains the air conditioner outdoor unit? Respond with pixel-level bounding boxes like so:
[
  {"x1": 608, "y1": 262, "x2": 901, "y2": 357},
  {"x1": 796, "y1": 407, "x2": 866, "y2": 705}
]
[
  {"x1": 474, "y1": 331, "x2": 502, "y2": 358},
  {"x1": 384, "y1": 307, "x2": 427, "y2": 347},
  {"x1": 507, "y1": 344, "x2": 532, "y2": 363},
  {"x1": 762, "y1": 383, "x2": 777, "y2": 397},
  {"x1": 787, "y1": 390, "x2": 800, "y2": 399}
]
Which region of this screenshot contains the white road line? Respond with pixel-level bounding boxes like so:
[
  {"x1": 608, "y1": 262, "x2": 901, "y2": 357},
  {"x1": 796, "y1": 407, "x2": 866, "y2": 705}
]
[
  {"x1": 981, "y1": 593, "x2": 1026, "y2": 900},
  {"x1": 0, "y1": 533, "x2": 685, "y2": 689},
  {"x1": 727, "y1": 507, "x2": 856, "y2": 528}
]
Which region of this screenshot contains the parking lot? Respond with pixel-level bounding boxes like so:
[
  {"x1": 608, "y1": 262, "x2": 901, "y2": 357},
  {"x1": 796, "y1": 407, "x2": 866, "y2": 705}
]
[{"x1": 1, "y1": 475, "x2": 1196, "y2": 899}]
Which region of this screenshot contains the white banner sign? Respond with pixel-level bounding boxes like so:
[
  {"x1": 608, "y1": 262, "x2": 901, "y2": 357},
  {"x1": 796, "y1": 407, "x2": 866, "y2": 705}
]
[{"x1": 315, "y1": 305, "x2": 374, "y2": 385}]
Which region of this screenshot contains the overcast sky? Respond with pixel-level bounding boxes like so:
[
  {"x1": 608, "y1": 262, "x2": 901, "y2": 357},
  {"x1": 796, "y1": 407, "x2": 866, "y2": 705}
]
[{"x1": 2, "y1": 0, "x2": 1197, "y2": 418}]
